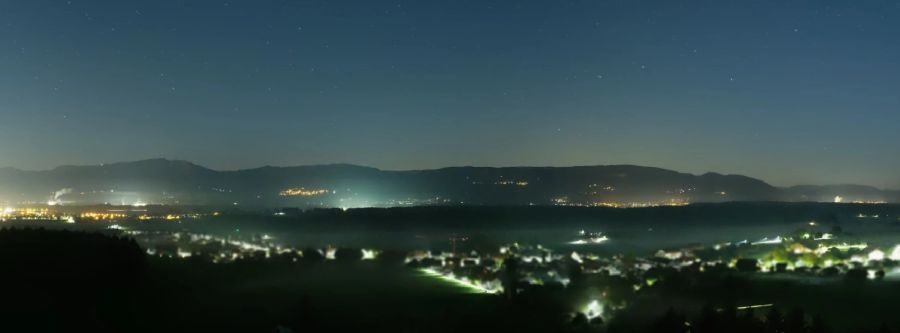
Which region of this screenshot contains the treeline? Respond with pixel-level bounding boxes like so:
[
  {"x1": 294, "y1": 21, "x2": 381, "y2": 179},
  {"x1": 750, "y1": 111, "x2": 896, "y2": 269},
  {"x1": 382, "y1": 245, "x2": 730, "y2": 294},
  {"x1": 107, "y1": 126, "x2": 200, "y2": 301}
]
[
  {"x1": 0, "y1": 227, "x2": 146, "y2": 281},
  {"x1": 0, "y1": 228, "x2": 147, "y2": 332}
]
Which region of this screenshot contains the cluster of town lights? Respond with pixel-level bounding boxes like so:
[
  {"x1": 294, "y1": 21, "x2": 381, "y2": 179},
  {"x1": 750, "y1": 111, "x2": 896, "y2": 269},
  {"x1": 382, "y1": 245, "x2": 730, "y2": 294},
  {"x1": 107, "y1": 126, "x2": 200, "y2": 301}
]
[{"x1": 279, "y1": 188, "x2": 331, "y2": 197}]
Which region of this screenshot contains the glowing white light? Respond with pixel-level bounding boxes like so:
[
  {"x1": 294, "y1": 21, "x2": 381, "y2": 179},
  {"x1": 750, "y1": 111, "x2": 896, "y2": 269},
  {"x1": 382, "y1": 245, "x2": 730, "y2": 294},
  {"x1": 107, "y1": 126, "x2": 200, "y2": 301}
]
[
  {"x1": 583, "y1": 300, "x2": 603, "y2": 320},
  {"x1": 814, "y1": 233, "x2": 834, "y2": 241},
  {"x1": 571, "y1": 252, "x2": 584, "y2": 264},
  {"x1": 419, "y1": 268, "x2": 501, "y2": 294},
  {"x1": 830, "y1": 243, "x2": 868, "y2": 251},
  {"x1": 752, "y1": 236, "x2": 783, "y2": 245},
  {"x1": 868, "y1": 269, "x2": 878, "y2": 279},
  {"x1": 736, "y1": 304, "x2": 774, "y2": 310},
  {"x1": 361, "y1": 249, "x2": 378, "y2": 260},
  {"x1": 869, "y1": 249, "x2": 885, "y2": 261},
  {"x1": 889, "y1": 246, "x2": 900, "y2": 261},
  {"x1": 590, "y1": 236, "x2": 609, "y2": 243},
  {"x1": 568, "y1": 235, "x2": 608, "y2": 245},
  {"x1": 834, "y1": 196, "x2": 844, "y2": 203}
]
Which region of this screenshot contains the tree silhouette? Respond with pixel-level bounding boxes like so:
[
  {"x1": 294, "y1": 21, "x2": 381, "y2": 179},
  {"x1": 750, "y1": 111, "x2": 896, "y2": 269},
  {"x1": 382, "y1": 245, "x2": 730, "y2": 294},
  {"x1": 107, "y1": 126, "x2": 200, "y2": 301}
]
[
  {"x1": 694, "y1": 305, "x2": 719, "y2": 333},
  {"x1": 765, "y1": 308, "x2": 785, "y2": 333},
  {"x1": 301, "y1": 247, "x2": 325, "y2": 263},
  {"x1": 785, "y1": 307, "x2": 807, "y2": 333},
  {"x1": 334, "y1": 247, "x2": 363, "y2": 262},
  {"x1": 809, "y1": 314, "x2": 830, "y2": 333},
  {"x1": 650, "y1": 308, "x2": 688, "y2": 333},
  {"x1": 502, "y1": 257, "x2": 520, "y2": 300}
]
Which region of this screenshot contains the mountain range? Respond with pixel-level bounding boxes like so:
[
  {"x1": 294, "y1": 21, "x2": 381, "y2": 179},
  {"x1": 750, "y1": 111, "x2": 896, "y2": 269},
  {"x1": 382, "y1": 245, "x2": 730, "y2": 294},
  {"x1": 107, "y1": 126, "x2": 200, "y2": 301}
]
[{"x1": 0, "y1": 159, "x2": 896, "y2": 207}]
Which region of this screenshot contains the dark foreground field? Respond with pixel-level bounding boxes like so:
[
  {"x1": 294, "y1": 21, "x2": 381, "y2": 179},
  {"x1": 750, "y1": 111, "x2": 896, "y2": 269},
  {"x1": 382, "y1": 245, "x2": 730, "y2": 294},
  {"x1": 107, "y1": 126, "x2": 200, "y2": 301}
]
[
  {"x1": 5, "y1": 201, "x2": 900, "y2": 333},
  {"x1": 141, "y1": 260, "x2": 503, "y2": 333},
  {"x1": 0, "y1": 228, "x2": 566, "y2": 333}
]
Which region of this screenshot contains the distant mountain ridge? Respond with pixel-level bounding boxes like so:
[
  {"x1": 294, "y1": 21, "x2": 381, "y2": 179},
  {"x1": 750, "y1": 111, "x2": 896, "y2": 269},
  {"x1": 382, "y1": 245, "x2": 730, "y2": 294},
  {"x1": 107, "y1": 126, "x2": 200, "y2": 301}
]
[{"x1": 0, "y1": 159, "x2": 896, "y2": 207}]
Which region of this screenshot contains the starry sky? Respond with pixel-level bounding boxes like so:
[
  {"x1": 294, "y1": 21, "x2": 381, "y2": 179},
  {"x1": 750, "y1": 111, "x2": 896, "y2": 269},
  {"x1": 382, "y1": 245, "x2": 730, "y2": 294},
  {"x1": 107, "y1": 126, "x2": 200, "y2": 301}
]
[{"x1": 1, "y1": 0, "x2": 899, "y2": 188}]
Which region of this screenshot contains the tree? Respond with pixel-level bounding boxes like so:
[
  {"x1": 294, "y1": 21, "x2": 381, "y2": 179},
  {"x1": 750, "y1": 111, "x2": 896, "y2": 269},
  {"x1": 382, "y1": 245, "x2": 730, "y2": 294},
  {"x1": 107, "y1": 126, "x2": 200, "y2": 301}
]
[
  {"x1": 766, "y1": 247, "x2": 791, "y2": 264},
  {"x1": 377, "y1": 249, "x2": 408, "y2": 265},
  {"x1": 571, "y1": 313, "x2": 589, "y2": 328},
  {"x1": 736, "y1": 258, "x2": 759, "y2": 272},
  {"x1": 820, "y1": 266, "x2": 839, "y2": 277},
  {"x1": 502, "y1": 257, "x2": 520, "y2": 299},
  {"x1": 301, "y1": 248, "x2": 325, "y2": 263},
  {"x1": 566, "y1": 257, "x2": 585, "y2": 288},
  {"x1": 334, "y1": 248, "x2": 363, "y2": 262},
  {"x1": 650, "y1": 308, "x2": 688, "y2": 333},
  {"x1": 719, "y1": 306, "x2": 738, "y2": 332},
  {"x1": 809, "y1": 314, "x2": 830, "y2": 333},
  {"x1": 765, "y1": 308, "x2": 784, "y2": 333},
  {"x1": 846, "y1": 268, "x2": 868, "y2": 283},
  {"x1": 784, "y1": 307, "x2": 807, "y2": 333},
  {"x1": 737, "y1": 309, "x2": 763, "y2": 333},
  {"x1": 694, "y1": 305, "x2": 719, "y2": 333}
]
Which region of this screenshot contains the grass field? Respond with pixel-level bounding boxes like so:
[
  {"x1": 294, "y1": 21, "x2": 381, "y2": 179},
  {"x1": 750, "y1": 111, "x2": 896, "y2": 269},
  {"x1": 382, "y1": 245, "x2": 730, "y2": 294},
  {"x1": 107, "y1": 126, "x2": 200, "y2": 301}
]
[{"x1": 136, "y1": 260, "x2": 502, "y2": 333}]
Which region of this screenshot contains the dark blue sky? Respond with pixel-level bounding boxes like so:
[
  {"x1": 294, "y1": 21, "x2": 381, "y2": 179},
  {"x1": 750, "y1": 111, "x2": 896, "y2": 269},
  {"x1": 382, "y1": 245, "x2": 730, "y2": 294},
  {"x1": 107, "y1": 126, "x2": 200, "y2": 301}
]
[{"x1": 1, "y1": 0, "x2": 898, "y2": 188}]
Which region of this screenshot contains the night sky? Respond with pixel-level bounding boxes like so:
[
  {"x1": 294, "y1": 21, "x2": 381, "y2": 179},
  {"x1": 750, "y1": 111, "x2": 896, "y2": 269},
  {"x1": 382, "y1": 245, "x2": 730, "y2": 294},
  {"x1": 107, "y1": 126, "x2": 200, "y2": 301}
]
[{"x1": 1, "y1": 0, "x2": 898, "y2": 188}]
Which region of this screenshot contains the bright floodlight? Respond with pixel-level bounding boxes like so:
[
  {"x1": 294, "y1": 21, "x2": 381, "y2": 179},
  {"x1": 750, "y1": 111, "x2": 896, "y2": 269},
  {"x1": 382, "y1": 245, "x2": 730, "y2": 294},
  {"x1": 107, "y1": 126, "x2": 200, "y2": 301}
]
[
  {"x1": 869, "y1": 249, "x2": 885, "y2": 261},
  {"x1": 890, "y1": 245, "x2": 900, "y2": 261},
  {"x1": 583, "y1": 300, "x2": 603, "y2": 320}
]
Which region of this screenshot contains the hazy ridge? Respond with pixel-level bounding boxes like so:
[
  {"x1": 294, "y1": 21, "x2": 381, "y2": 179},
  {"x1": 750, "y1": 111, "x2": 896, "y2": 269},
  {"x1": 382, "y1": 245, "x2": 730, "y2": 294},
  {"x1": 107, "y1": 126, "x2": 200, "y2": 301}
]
[{"x1": 0, "y1": 159, "x2": 896, "y2": 206}]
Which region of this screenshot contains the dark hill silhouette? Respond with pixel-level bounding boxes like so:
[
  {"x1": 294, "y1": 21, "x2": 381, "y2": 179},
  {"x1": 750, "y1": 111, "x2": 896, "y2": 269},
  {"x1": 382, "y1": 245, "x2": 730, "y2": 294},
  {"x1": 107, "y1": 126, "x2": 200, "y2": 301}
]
[{"x1": 0, "y1": 159, "x2": 896, "y2": 206}]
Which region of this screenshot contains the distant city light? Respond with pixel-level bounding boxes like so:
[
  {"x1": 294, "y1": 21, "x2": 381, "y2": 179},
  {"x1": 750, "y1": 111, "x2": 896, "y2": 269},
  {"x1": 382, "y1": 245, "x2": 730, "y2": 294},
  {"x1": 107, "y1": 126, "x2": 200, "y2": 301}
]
[{"x1": 279, "y1": 188, "x2": 330, "y2": 197}]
